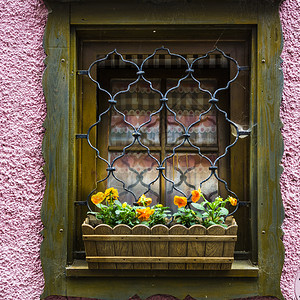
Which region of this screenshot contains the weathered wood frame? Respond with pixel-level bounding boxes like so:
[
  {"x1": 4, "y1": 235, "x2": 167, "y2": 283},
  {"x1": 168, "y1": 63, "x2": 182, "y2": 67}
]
[
  {"x1": 42, "y1": 0, "x2": 284, "y2": 299},
  {"x1": 77, "y1": 38, "x2": 249, "y2": 256}
]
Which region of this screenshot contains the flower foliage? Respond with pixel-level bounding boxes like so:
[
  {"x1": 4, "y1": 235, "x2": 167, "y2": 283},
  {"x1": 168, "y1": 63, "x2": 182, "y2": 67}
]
[
  {"x1": 173, "y1": 188, "x2": 202, "y2": 227},
  {"x1": 90, "y1": 187, "x2": 237, "y2": 228},
  {"x1": 173, "y1": 188, "x2": 237, "y2": 228},
  {"x1": 91, "y1": 189, "x2": 171, "y2": 227},
  {"x1": 189, "y1": 192, "x2": 238, "y2": 228}
]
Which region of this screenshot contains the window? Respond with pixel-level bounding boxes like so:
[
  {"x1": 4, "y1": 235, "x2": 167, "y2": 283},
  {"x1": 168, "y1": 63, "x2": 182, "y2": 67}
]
[
  {"x1": 75, "y1": 35, "x2": 252, "y2": 262},
  {"x1": 42, "y1": 1, "x2": 284, "y2": 299}
]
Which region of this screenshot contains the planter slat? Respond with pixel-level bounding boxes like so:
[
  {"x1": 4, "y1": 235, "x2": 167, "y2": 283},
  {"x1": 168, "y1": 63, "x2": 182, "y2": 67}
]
[
  {"x1": 187, "y1": 225, "x2": 206, "y2": 270},
  {"x1": 82, "y1": 219, "x2": 98, "y2": 269},
  {"x1": 151, "y1": 225, "x2": 169, "y2": 269},
  {"x1": 132, "y1": 225, "x2": 151, "y2": 269},
  {"x1": 221, "y1": 223, "x2": 238, "y2": 270},
  {"x1": 86, "y1": 256, "x2": 234, "y2": 264},
  {"x1": 204, "y1": 225, "x2": 226, "y2": 270},
  {"x1": 114, "y1": 224, "x2": 133, "y2": 269},
  {"x1": 169, "y1": 225, "x2": 187, "y2": 270},
  {"x1": 82, "y1": 235, "x2": 237, "y2": 242},
  {"x1": 95, "y1": 224, "x2": 116, "y2": 269}
]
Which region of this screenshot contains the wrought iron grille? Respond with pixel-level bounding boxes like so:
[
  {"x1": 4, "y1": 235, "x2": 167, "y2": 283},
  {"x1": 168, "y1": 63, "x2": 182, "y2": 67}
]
[{"x1": 79, "y1": 47, "x2": 250, "y2": 216}]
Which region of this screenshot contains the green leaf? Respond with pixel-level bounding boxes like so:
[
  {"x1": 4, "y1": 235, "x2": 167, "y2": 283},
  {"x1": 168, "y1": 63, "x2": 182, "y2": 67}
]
[
  {"x1": 206, "y1": 201, "x2": 214, "y2": 209},
  {"x1": 114, "y1": 200, "x2": 122, "y2": 206},
  {"x1": 207, "y1": 220, "x2": 217, "y2": 227},
  {"x1": 194, "y1": 211, "x2": 203, "y2": 219},
  {"x1": 191, "y1": 202, "x2": 205, "y2": 210},
  {"x1": 202, "y1": 212, "x2": 209, "y2": 218},
  {"x1": 218, "y1": 207, "x2": 229, "y2": 216},
  {"x1": 96, "y1": 203, "x2": 105, "y2": 209}
]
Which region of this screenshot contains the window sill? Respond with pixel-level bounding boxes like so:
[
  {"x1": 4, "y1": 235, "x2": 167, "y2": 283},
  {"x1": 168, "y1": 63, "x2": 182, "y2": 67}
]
[{"x1": 66, "y1": 259, "x2": 258, "y2": 277}]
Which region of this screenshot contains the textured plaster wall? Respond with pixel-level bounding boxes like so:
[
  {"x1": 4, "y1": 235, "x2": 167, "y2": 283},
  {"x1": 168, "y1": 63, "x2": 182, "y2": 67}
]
[
  {"x1": 0, "y1": 0, "x2": 47, "y2": 299},
  {"x1": 0, "y1": 0, "x2": 299, "y2": 300},
  {"x1": 279, "y1": 0, "x2": 300, "y2": 299}
]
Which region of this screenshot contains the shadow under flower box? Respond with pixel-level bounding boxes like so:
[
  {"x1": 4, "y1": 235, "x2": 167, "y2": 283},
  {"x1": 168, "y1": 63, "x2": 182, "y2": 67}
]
[{"x1": 82, "y1": 217, "x2": 238, "y2": 270}]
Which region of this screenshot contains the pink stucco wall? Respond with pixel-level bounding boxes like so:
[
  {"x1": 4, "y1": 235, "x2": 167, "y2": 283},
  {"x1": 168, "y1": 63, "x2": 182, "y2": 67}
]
[
  {"x1": 0, "y1": 0, "x2": 299, "y2": 299},
  {"x1": 0, "y1": 0, "x2": 47, "y2": 299},
  {"x1": 279, "y1": 0, "x2": 300, "y2": 299}
]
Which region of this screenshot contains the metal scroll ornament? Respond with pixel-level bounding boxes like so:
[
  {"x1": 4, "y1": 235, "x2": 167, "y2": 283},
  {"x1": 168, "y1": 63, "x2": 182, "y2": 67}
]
[{"x1": 81, "y1": 47, "x2": 249, "y2": 216}]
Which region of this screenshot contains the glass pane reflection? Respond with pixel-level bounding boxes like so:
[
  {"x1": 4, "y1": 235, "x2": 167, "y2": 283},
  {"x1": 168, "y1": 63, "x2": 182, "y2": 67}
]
[{"x1": 165, "y1": 153, "x2": 218, "y2": 211}]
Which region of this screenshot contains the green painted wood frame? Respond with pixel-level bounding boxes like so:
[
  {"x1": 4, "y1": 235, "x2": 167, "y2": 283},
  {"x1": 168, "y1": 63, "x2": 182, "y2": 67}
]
[{"x1": 42, "y1": 0, "x2": 284, "y2": 299}]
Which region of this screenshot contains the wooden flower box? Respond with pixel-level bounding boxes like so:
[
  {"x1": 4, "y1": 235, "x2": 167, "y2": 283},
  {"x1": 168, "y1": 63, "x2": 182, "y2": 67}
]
[{"x1": 82, "y1": 217, "x2": 238, "y2": 270}]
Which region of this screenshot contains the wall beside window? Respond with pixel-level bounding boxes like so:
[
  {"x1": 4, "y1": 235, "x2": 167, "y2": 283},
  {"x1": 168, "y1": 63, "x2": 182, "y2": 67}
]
[
  {"x1": 0, "y1": 0, "x2": 47, "y2": 299},
  {"x1": 0, "y1": 0, "x2": 299, "y2": 300},
  {"x1": 279, "y1": 0, "x2": 300, "y2": 298}
]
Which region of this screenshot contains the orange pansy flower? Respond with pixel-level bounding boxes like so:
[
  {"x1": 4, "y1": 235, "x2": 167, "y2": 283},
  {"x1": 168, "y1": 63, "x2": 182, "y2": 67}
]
[
  {"x1": 91, "y1": 192, "x2": 105, "y2": 205},
  {"x1": 191, "y1": 188, "x2": 202, "y2": 203},
  {"x1": 229, "y1": 196, "x2": 237, "y2": 206},
  {"x1": 174, "y1": 196, "x2": 187, "y2": 208},
  {"x1": 136, "y1": 207, "x2": 155, "y2": 221},
  {"x1": 137, "y1": 194, "x2": 152, "y2": 206}
]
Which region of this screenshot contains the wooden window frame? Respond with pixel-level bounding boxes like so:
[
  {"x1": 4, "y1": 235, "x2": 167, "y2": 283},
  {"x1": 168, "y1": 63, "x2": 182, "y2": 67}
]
[
  {"x1": 42, "y1": 1, "x2": 284, "y2": 299},
  {"x1": 76, "y1": 37, "x2": 251, "y2": 259}
]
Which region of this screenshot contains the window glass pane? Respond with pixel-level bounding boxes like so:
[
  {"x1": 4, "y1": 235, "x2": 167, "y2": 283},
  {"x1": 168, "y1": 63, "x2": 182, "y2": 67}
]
[
  {"x1": 107, "y1": 151, "x2": 160, "y2": 204},
  {"x1": 165, "y1": 153, "x2": 218, "y2": 211},
  {"x1": 167, "y1": 79, "x2": 217, "y2": 146},
  {"x1": 110, "y1": 79, "x2": 161, "y2": 146}
]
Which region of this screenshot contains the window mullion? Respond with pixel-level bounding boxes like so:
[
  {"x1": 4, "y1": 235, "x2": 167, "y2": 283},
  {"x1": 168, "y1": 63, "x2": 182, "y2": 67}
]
[{"x1": 160, "y1": 78, "x2": 167, "y2": 206}]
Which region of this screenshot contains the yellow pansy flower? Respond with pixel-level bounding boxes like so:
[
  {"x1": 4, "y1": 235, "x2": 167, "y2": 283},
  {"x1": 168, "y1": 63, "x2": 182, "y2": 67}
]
[{"x1": 137, "y1": 194, "x2": 152, "y2": 206}]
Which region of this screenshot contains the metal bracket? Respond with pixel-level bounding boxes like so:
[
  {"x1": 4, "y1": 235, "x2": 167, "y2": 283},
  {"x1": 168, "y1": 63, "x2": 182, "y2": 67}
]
[
  {"x1": 239, "y1": 66, "x2": 250, "y2": 71},
  {"x1": 77, "y1": 70, "x2": 88, "y2": 75},
  {"x1": 239, "y1": 130, "x2": 251, "y2": 137},
  {"x1": 74, "y1": 201, "x2": 87, "y2": 206},
  {"x1": 76, "y1": 134, "x2": 88, "y2": 139},
  {"x1": 239, "y1": 201, "x2": 251, "y2": 207}
]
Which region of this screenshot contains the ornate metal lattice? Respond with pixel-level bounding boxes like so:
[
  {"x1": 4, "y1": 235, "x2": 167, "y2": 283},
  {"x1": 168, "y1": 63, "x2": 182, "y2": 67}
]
[{"x1": 79, "y1": 47, "x2": 250, "y2": 216}]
